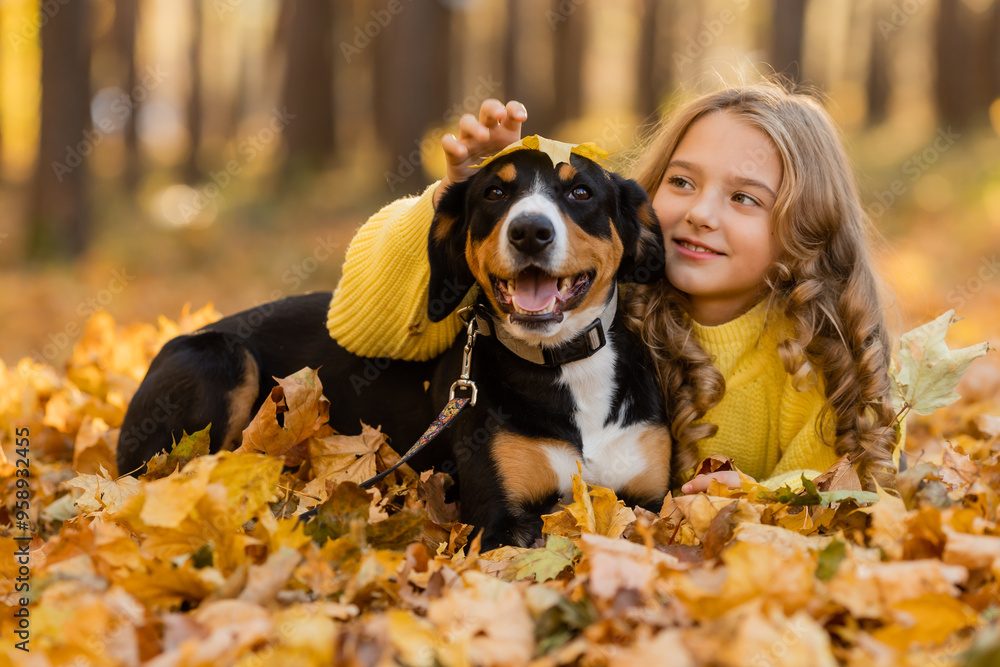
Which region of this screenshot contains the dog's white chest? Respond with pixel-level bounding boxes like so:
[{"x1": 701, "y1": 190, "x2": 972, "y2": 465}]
[{"x1": 543, "y1": 335, "x2": 654, "y2": 493}]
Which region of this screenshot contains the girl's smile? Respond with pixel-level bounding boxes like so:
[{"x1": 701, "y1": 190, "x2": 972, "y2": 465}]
[{"x1": 652, "y1": 110, "x2": 784, "y2": 325}]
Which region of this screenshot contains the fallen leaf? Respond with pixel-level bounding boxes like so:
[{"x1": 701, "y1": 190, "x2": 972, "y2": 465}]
[
  {"x1": 67, "y1": 465, "x2": 141, "y2": 515},
  {"x1": 310, "y1": 423, "x2": 391, "y2": 486},
  {"x1": 144, "y1": 425, "x2": 211, "y2": 478},
  {"x1": 891, "y1": 311, "x2": 990, "y2": 415},
  {"x1": 871, "y1": 593, "x2": 979, "y2": 650},
  {"x1": 504, "y1": 534, "x2": 579, "y2": 582},
  {"x1": 543, "y1": 471, "x2": 636, "y2": 540},
  {"x1": 237, "y1": 367, "x2": 330, "y2": 459}
]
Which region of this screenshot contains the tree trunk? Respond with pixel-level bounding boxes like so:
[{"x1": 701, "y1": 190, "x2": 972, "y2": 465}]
[
  {"x1": 115, "y1": 0, "x2": 140, "y2": 191},
  {"x1": 280, "y1": 0, "x2": 335, "y2": 171},
  {"x1": 866, "y1": 4, "x2": 890, "y2": 126},
  {"x1": 374, "y1": 1, "x2": 451, "y2": 193},
  {"x1": 500, "y1": 2, "x2": 558, "y2": 136},
  {"x1": 934, "y1": 0, "x2": 978, "y2": 128},
  {"x1": 985, "y1": 0, "x2": 1000, "y2": 105},
  {"x1": 637, "y1": 0, "x2": 671, "y2": 118},
  {"x1": 184, "y1": 0, "x2": 203, "y2": 184},
  {"x1": 503, "y1": 0, "x2": 522, "y2": 103},
  {"x1": 770, "y1": 0, "x2": 807, "y2": 83},
  {"x1": 28, "y1": 0, "x2": 91, "y2": 261},
  {"x1": 551, "y1": 0, "x2": 588, "y2": 124}
]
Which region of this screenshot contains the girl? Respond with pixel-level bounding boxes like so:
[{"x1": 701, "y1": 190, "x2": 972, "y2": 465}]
[{"x1": 326, "y1": 81, "x2": 900, "y2": 492}]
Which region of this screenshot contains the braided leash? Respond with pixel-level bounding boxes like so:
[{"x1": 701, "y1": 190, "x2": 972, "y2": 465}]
[{"x1": 359, "y1": 313, "x2": 480, "y2": 489}]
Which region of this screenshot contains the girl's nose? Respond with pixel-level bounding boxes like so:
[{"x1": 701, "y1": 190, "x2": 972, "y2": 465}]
[{"x1": 684, "y1": 193, "x2": 719, "y2": 230}]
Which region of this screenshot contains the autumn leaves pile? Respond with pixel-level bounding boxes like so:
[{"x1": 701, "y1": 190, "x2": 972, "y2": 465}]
[{"x1": 1, "y1": 307, "x2": 999, "y2": 666}]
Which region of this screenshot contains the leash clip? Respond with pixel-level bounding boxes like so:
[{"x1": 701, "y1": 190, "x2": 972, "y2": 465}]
[{"x1": 448, "y1": 316, "x2": 479, "y2": 406}]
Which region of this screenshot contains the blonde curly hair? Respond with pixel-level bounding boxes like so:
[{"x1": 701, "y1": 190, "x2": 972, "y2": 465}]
[{"x1": 624, "y1": 81, "x2": 898, "y2": 490}]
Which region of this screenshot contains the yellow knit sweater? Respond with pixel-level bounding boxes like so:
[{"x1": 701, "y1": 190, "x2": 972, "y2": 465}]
[
  {"x1": 688, "y1": 301, "x2": 841, "y2": 488},
  {"x1": 327, "y1": 184, "x2": 881, "y2": 489},
  {"x1": 328, "y1": 183, "x2": 474, "y2": 361}
]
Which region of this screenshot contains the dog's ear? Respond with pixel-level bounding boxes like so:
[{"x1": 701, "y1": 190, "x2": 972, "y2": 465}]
[
  {"x1": 612, "y1": 174, "x2": 666, "y2": 284},
  {"x1": 427, "y1": 179, "x2": 476, "y2": 323}
]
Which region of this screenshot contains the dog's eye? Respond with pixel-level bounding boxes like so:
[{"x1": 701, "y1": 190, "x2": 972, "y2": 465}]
[
  {"x1": 568, "y1": 186, "x2": 591, "y2": 201},
  {"x1": 485, "y1": 186, "x2": 505, "y2": 201}
]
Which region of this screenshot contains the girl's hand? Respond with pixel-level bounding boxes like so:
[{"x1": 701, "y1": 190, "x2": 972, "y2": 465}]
[
  {"x1": 681, "y1": 470, "x2": 749, "y2": 493},
  {"x1": 434, "y1": 99, "x2": 527, "y2": 207}
]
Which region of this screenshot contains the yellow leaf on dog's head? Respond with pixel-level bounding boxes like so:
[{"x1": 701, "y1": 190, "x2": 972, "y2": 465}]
[{"x1": 473, "y1": 134, "x2": 611, "y2": 169}]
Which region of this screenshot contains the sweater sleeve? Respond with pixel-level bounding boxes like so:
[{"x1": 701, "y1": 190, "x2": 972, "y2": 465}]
[
  {"x1": 759, "y1": 380, "x2": 842, "y2": 490},
  {"x1": 326, "y1": 182, "x2": 472, "y2": 361},
  {"x1": 760, "y1": 379, "x2": 907, "y2": 491}
]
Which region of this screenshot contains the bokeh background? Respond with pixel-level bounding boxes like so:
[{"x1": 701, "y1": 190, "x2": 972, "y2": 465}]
[{"x1": 0, "y1": 0, "x2": 998, "y2": 378}]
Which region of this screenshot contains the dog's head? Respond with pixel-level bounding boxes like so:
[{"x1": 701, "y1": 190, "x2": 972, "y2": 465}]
[{"x1": 428, "y1": 148, "x2": 664, "y2": 345}]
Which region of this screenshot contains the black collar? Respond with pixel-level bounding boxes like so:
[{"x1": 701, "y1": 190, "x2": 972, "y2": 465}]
[{"x1": 472, "y1": 287, "x2": 617, "y2": 367}]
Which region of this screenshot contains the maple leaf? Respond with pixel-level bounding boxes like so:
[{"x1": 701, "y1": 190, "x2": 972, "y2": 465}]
[
  {"x1": 238, "y1": 547, "x2": 303, "y2": 605},
  {"x1": 871, "y1": 593, "x2": 979, "y2": 650},
  {"x1": 72, "y1": 415, "x2": 117, "y2": 476},
  {"x1": 891, "y1": 310, "x2": 991, "y2": 415},
  {"x1": 473, "y1": 134, "x2": 611, "y2": 169},
  {"x1": 208, "y1": 451, "x2": 283, "y2": 519},
  {"x1": 310, "y1": 423, "x2": 396, "y2": 487},
  {"x1": 941, "y1": 528, "x2": 1000, "y2": 569},
  {"x1": 504, "y1": 534, "x2": 580, "y2": 582},
  {"x1": 144, "y1": 424, "x2": 211, "y2": 478},
  {"x1": 811, "y1": 455, "x2": 863, "y2": 492},
  {"x1": 237, "y1": 367, "x2": 330, "y2": 459},
  {"x1": 543, "y1": 469, "x2": 636, "y2": 540},
  {"x1": 578, "y1": 532, "x2": 681, "y2": 600},
  {"x1": 138, "y1": 455, "x2": 219, "y2": 528},
  {"x1": 66, "y1": 464, "x2": 141, "y2": 515}
]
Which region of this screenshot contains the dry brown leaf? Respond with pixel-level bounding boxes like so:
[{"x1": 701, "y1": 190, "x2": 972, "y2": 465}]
[
  {"x1": 870, "y1": 593, "x2": 979, "y2": 650},
  {"x1": 309, "y1": 423, "x2": 390, "y2": 486},
  {"x1": 543, "y1": 471, "x2": 636, "y2": 541},
  {"x1": 66, "y1": 465, "x2": 142, "y2": 515},
  {"x1": 238, "y1": 547, "x2": 304, "y2": 605},
  {"x1": 939, "y1": 446, "x2": 980, "y2": 488},
  {"x1": 73, "y1": 415, "x2": 118, "y2": 476},
  {"x1": 941, "y1": 528, "x2": 1000, "y2": 569},
  {"x1": 8, "y1": 305, "x2": 1000, "y2": 667},
  {"x1": 579, "y1": 532, "x2": 681, "y2": 599},
  {"x1": 812, "y1": 454, "x2": 864, "y2": 492},
  {"x1": 237, "y1": 367, "x2": 330, "y2": 459}
]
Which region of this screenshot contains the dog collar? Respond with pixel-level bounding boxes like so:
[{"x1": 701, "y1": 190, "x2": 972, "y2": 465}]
[{"x1": 473, "y1": 286, "x2": 617, "y2": 367}]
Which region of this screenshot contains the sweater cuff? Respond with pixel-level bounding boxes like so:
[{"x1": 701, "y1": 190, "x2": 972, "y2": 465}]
[{"x1": 760, "y1": 468, "x2": 824, "y2": 492}]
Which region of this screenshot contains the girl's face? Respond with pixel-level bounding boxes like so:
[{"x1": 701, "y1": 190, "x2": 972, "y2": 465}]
[{"x1": 652, "y1": 111, "x2": 783, "y2": 326}]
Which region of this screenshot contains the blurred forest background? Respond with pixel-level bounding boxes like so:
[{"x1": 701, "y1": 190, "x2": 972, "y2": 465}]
[{"x1": 0, "y1": 0, "x2": 998, "y2": 376}]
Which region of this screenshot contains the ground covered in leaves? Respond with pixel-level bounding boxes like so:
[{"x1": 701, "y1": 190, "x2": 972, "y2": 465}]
[{"x1": 1, "y1": 308, "x2": 1000, "y2": 666}]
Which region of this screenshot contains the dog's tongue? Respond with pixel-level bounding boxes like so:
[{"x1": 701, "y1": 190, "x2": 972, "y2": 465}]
[{"x1": 511, "y1": 268, "x2": 560, "y2": 312}]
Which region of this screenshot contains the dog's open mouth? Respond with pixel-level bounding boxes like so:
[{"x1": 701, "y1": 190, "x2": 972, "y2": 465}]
[{"x1": 492, "y1": 267, "x2": 594, "y2": 323}]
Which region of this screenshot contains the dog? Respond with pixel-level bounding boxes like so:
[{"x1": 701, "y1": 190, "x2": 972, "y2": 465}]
[{"x1": 117, "y1": 145, "x2": 678, "y2": 549}]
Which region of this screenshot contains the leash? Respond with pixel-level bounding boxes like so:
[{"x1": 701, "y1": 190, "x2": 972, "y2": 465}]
[
  {"x1": 358, "y1": 311, "x2": 480, "y2": 489},
  {"x1": 355, "y1": 291, "x2": 616, "y2": 489}
]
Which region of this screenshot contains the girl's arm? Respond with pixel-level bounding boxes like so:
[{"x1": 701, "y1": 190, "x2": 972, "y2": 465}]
[
  {"x1": 327, "y1": 100, "x2": 526, "y2": 361},
  {"x1": 682, "y1": 383, "x2": 841, "y2": 494}
]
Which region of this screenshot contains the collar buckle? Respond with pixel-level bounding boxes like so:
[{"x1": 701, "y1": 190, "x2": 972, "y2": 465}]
[{"x1": 541, "y1": 317, "x2": 607, "y2": 366}]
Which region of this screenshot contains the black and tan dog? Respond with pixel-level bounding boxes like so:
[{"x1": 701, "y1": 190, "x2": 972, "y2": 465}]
[{"x1": 118, "y1": 145, "x2": 677, "y2": 549}]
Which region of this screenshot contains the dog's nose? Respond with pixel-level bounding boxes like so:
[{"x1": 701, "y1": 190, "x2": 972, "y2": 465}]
[{"x1": 507, "y1": 215, "x2": 555, "y2": 255}]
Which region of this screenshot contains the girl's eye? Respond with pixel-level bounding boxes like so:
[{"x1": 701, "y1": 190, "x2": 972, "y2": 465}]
[
  {"x1": 485, "y1": 186, "x2": 505, "y2": 201},
  {"x1": 733, "y1": 192, "x2": 760, "y2": 207},
  {"x1": 667, "y1": 176, "x2": 692, "y2": 189},
  {"x1": 568, "y1": 186, "x2": 590, "y2": 201}
]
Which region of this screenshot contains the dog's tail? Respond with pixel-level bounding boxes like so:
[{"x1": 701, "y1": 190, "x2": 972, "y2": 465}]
[{"x1": 116, "y1": 331, "x2": 260, "y2": 476}]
